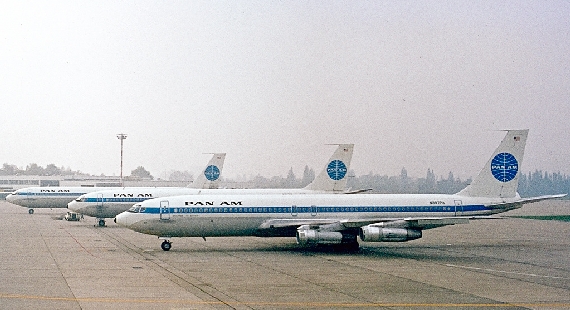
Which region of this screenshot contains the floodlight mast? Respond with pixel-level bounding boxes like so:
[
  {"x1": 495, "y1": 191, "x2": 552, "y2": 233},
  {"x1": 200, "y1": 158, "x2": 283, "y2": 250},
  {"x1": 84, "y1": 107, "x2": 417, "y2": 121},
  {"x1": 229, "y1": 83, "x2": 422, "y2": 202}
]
[{"x1": 117, "y1": 133, "x2": 127, "y2": 186}]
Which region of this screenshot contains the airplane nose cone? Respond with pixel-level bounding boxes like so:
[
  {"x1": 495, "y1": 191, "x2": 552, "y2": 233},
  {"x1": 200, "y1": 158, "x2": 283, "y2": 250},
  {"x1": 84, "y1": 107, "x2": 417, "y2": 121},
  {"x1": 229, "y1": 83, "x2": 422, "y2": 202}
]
[
  {"x1": 115, "y1": 212, "x2": 128, "y2": 227},
  {"x1": 67, "y1": 201, "x2": 78, "y2": 212},
  {"x1": 5, "y1": 194, "x2": 15, "y2": 203}
]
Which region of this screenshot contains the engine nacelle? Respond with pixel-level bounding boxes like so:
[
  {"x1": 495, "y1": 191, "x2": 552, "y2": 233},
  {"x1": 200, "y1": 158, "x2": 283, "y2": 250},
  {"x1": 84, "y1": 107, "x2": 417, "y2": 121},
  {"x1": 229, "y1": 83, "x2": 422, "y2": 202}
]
[
  {"x1": 296, "y1": 227, "x2": 344, "y2": 246},
  {"x1": 359, "y1": 226, "x2": 422, "y2": 242}
]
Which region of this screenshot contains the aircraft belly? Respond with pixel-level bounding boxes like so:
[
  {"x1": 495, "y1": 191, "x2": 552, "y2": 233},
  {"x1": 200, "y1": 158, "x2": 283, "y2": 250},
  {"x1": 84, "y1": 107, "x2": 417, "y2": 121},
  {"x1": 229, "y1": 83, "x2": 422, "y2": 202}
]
[
  {"x1": 125, "y1": 208, "x2": 497, "y2": 238},
  {"x1": 131, "y1": 216, "x2": 268, "y2": 237},
  {"x1": 81, "y1": 203, "x2": 131, "y2": 218},
  {"x1": 22, "y1": 197, "x2": 75, "y2": 208}
]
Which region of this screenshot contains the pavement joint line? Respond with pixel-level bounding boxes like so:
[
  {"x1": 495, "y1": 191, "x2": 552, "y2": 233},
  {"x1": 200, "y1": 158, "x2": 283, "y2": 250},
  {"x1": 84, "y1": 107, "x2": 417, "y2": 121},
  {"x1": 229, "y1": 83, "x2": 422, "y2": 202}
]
[
  {"x1": 445, "y1": 264, "x2": 570, "y2": 280},
  {"x1": 2, "y1": 294, "x2": 570, "y2": 307},
  {"x1": 96, "y1": 225, "x2": 239, "y2": 309}
]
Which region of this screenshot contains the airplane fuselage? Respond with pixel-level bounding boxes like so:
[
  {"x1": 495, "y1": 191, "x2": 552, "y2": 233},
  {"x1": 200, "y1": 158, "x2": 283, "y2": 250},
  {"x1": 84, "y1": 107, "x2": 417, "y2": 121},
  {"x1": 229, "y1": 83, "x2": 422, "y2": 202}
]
[
  {"x1": 68, "y1": 188, "x2": 347, "y2": 219},
  {"x1": 5, "y1": 187, "x2": 120, "y2": 209},
  {"x1": 115, "y1": 193, "x2": 521, "y2": 238}
]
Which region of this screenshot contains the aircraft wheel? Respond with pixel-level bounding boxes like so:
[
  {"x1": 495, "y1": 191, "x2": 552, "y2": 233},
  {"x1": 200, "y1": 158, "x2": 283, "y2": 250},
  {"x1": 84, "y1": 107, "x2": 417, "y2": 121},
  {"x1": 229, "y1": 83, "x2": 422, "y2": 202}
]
[
  {"x1": 28, "y1": 209, "x2": 34, "y2": 214},
  {"x1": 98, "y1": 219, "x2": 106, "y2": 227},
  {"x1": 161, "y1": 240, "x2": 172, "y2": 251}
]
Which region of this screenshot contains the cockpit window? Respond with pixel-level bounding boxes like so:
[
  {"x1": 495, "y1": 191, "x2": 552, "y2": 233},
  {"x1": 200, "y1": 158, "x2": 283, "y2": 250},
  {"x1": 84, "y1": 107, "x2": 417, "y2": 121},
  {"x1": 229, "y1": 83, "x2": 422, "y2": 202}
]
[{"x1": 128, "y1": 205, "x2": 142, "y2": 213}]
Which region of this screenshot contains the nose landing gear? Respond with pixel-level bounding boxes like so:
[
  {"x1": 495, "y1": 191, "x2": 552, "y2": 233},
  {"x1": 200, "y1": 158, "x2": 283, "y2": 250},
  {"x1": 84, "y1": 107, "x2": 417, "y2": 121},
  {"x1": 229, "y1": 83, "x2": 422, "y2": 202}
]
[{"x1": 159, "y1": 237, "x2": 172, "y2": 251}]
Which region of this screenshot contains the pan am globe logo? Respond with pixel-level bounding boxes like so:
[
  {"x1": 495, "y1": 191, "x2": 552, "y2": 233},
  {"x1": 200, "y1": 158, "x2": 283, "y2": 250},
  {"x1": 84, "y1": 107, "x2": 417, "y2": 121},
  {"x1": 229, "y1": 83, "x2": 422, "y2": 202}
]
[
  {"x1": 491, "y1": 153, "x2": 518, "y2": 182},
  {"x1": 327, "y1": 160, "x2": 347, "y2": 181},
  {"x1": 204, "y1": 165, "x2": 220, "y2": 181}
]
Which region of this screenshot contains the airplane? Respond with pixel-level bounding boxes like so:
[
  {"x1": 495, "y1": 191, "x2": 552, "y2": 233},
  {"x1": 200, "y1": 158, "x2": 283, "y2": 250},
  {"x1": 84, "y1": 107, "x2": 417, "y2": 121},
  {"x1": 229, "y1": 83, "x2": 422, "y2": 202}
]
[
  {"x1": 64, "y1": 153, "x2": 225, "y2": 226},
  {"x1": 114, "y1": 130, "x2": 566, "y2": 251},
  {"x1": 6, "y1": 153, "x2": 226, "y2": 218},
  {"x1": 5, "y1": 187, "x2": 119, "y2": 214},
  {"x1": 68, "y1": 144, "x2": 355, "y2": 225}
]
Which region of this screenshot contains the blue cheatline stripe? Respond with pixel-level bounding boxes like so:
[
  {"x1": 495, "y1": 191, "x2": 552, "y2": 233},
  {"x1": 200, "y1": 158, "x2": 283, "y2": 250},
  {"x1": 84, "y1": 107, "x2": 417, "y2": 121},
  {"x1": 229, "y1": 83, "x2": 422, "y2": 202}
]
[{"x1": 137, "y1": 205, "x2": 489, "y2": 214}]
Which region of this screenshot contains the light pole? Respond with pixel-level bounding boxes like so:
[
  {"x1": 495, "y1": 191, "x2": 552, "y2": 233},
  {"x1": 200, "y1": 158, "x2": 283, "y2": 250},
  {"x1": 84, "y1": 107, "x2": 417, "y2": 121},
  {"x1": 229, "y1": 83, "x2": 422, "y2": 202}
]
[{"x1": 117, "y1": 133, "x2": 127, "y2": 186}]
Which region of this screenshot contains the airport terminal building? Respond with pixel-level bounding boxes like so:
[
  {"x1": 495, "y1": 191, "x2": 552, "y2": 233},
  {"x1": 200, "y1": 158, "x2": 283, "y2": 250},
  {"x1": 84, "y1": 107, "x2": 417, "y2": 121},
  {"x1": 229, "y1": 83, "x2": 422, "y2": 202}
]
[{"x1": 0, "y1": 175, "x2": 189, "y2": 198}]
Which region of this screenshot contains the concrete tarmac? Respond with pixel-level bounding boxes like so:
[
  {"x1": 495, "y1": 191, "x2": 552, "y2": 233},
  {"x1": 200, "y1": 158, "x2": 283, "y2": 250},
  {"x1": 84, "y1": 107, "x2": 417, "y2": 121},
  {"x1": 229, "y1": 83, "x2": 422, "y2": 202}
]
[{"x1": 0, "y1": 200, "x2": 569, "y2": 310}]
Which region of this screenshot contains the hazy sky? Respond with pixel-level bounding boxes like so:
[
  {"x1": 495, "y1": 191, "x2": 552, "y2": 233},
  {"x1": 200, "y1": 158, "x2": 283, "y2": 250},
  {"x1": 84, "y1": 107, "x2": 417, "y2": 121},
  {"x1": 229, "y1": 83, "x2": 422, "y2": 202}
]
[{"x1": 1, "y1": 1, "x2": 569, "y2": 181}]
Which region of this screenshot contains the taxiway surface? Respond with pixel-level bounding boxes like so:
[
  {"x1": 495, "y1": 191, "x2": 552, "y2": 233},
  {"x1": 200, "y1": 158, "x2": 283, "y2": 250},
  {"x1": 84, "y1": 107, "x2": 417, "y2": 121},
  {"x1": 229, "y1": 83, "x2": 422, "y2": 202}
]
[{"x1": 1, "y1": 200, "x2": 569, "y2": 309}]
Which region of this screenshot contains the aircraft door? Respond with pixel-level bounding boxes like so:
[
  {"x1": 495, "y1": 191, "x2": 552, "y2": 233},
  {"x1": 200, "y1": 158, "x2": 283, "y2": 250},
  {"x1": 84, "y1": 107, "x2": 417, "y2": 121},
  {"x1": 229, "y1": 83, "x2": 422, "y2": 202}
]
[
  {"x1": 311, "y1": 205, "x2": 317, "y2": 217},
  {"x1": 96, "y1": 193, "x2": 103, "y2": 209},
  {"x1": 291, "y1": 205, "x2": 297, "y2": 217},
  {"x1": 454, "y1": 200, "x2": 463, "y2": 216},
  {"x1": 160, "y1": 200, "x2": 170, "y2": 220}
]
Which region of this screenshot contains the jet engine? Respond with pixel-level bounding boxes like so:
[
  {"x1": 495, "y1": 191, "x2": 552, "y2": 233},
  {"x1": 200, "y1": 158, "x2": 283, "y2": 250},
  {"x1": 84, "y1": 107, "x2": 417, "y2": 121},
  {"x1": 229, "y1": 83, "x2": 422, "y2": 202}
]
[
  {"x1": 359, "y1": 226, "x2": 422, "y2": 242},
  {"x1": 296, "y1": 228, "x2": 343, "y2": 245}
]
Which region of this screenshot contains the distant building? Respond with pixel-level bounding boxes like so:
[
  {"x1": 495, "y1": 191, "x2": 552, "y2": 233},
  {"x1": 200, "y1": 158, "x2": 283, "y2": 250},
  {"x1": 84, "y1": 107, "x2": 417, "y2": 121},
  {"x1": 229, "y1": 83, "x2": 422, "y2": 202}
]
[{"x1": 0, "y1": 175, "x2": 190, "y2": 192}]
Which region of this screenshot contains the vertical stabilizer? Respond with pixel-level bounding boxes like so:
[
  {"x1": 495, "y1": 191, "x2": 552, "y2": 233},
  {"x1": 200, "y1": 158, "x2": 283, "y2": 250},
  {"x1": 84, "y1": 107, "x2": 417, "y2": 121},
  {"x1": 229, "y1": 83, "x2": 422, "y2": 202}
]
[
  {"x1": 304, "y1": 144, "x2": 354, "y2": 192},
  {"x1": 190, "y1": 153, "x2": 226, "y2": 189},
  {"x1": 457, "y1": 130, "x2": 528, "y2": 198}
]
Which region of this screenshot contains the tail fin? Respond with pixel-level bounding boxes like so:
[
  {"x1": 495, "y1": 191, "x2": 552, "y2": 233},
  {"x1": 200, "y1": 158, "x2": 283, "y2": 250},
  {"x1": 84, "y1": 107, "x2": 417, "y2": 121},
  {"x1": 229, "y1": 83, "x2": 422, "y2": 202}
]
[
  {"x1": 304, "y1": 144, "x2": 354, "y2": 192},
  {"x1": 457, "y1": 130, "x2": 528, "y2": 198},
  {"x1": 189, "y1": 153, "x2": 226, "y2": 189}
]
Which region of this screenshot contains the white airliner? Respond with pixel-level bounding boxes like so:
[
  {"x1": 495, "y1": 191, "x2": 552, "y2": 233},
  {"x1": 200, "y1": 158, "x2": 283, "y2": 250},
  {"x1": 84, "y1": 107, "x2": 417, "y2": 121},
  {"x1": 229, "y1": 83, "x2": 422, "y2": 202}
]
[
  {"x1": 6, "y1": 153, "x2": 226, "y2": 218},
  {"x1": 68, "y1": 144, "x2": 355, "y2": 224},
  {"x1": 6, "y1": 187, "x2": 118, "y2": 214},
  {"x1": 115, "y1": 130, "x2": 566, "y2": 251}
]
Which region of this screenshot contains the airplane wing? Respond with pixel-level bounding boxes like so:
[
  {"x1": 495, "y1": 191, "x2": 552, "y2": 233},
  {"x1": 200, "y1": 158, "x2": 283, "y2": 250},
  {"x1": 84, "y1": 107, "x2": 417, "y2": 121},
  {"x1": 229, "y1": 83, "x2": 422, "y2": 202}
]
[
  {"x1": 260, "y1": 216, "x2": 470, "y2": 231},
  {"x1": 260, "y1": 194, "x2": 567, "y2": 234}
]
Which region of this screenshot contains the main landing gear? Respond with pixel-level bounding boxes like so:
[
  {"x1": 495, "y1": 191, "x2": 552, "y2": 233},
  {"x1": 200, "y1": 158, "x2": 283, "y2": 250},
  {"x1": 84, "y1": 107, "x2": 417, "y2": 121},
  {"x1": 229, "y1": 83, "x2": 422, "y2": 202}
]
[{"x1": 96, "y1": 218, "x2": 106, "y2": 227}]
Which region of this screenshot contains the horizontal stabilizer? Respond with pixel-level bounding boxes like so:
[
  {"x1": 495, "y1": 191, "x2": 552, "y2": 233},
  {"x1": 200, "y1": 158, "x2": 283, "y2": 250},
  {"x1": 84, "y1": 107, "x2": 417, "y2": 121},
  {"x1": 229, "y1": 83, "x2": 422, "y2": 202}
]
[
  {"x1": 344, "y1": 188, "x2": 373, "y2": 194},
  {"x1": 487, "y1": 194, "x2": 567, "y2": 211},
  {"x1": 515, "y1": 194, "x2": 567, "y2": 205}
]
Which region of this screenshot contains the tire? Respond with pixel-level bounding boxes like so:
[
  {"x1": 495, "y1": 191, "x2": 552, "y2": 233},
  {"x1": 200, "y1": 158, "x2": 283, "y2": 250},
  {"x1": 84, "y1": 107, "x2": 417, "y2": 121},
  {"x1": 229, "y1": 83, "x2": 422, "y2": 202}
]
[{"x1": 161, "y1": 241, "x2": 171, "y2": 251}]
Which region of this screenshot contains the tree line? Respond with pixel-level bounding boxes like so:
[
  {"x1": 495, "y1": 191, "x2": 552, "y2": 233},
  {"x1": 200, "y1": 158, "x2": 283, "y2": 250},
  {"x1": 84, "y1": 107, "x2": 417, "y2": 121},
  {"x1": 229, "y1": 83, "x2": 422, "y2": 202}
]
[
  {"x1": 0, "y1": 163, "x2": 84, "y2": 176},
  {"x1": 1, "y1": 163, "x2": 568, "y2": 198},
  {"x1": 240, "y1": 166, "x2": 570, "y2": 198},
  {"x1": 0, "y1": 163, "x2": 153, "y2": 179}
]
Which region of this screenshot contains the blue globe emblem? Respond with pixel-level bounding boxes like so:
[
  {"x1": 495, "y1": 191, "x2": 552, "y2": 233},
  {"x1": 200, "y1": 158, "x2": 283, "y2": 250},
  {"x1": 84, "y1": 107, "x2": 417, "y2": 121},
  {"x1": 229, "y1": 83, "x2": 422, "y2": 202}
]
[
  {"x1": 491, "y1": 153, "x2": 518, "y2": 182},
  {"x1": 327, "y1": 160, "x2": 347, "y2": 181},
  {"x1": 204, "y1": 165, "x2": 220, "y2": 181}
]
